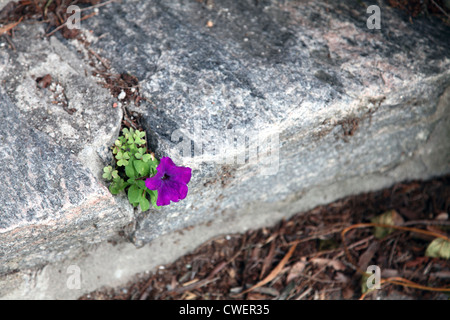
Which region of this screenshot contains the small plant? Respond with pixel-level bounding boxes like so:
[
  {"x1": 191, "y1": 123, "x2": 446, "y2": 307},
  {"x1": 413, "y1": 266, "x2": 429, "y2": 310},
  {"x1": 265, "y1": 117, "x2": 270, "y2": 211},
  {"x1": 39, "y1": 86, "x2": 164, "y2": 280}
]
[{"x1": 103, "y1": 127, "x2": 192, "y2": 211}]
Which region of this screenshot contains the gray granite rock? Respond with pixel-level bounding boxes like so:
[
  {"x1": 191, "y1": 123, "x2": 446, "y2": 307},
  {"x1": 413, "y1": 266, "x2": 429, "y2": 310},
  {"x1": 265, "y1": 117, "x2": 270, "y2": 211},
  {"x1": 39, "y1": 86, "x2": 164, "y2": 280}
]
[
  {"x1": 80, "y1": 0, "x2": 450, "y2": 244},
  {"x1": 0, "y1": 19, "x2": 134, "y2": 275},
  {"x1": 0, "y1": 0, "x2": 8, "y2": 10},
  {"x1": 0, "y1": 0, "x2": 449, "y2": 281},
  {"x1": 0, "y1": 89, "x2": 133, "y2": 274}
]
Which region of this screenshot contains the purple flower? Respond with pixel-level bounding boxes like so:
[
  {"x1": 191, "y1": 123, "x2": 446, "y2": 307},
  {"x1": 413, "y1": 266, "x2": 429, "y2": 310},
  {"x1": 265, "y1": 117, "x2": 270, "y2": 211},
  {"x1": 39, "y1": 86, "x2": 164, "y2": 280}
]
[{"x1": 145, "y1": 157, "x2": 192, "y2": 206}]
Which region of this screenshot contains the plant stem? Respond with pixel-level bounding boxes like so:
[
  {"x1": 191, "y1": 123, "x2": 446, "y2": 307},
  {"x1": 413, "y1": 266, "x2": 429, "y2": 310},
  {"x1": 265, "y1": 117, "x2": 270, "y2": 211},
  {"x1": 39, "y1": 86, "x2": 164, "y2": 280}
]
[{"x1": 135, "y1": 176, "x2": 149, "y2": 180}]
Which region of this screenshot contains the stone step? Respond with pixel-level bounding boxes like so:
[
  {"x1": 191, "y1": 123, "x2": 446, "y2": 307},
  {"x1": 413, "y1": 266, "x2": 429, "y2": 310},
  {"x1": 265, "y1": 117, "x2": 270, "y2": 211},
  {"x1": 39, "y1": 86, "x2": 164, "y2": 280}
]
[{"x1": 0, "y1": 0, "x2": 449, "y2": 298}]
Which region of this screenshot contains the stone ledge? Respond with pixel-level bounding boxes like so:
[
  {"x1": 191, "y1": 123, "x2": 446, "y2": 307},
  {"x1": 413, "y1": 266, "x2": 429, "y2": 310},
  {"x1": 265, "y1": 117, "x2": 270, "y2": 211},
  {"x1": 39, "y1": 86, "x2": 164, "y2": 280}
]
[{"x1": 0, "y1": 0, "x2": 449, "y2": 296}]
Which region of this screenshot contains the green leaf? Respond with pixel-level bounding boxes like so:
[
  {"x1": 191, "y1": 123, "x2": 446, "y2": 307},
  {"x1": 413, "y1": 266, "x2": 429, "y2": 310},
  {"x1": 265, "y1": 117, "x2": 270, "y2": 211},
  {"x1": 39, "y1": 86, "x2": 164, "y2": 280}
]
[
  {"x1": 425, "y1": 238, "x2": 450, "y2": 260},
  {"x1": 125, "y1": 160, "x2": 136, "y2": 178},
  {"x1": 371, "y1": 210, "x2": 404, "y2": 239},
  {"x1": 139, "y1": 195, "x2": 150, "y2": 212},
  {"x1": 111, "y1": 170, "x2": 119, "y2": 180},
  {"x1": 103, "y1": 167, "x2": 119, "y2": 181},
  {"x1": 147, "y1": 189, "x2": 160, "y2": 209},
  {"x1": 135, "y1": 130, "x2": 146, "y2": 139},
  {"x1": 135, "y1": 139, "x2": 145, "y2": 145},
  {"x1": 135, "y1": 147, "x2": 146, "y2": 160},
  {"x1": 102, "y1": 166, "x2": 113, "y2": 180},
  {"x1": 117, "y1": 151, "x2": 126, "y2": 159},
  {"x1": 134, "y1": 130, "x2": 146, "y2": 145},
  {"x1": 127, "y1": 184, "x2": 141, "y2": 204},
  {"x1": 116, "y1": 151, "x2": 130, "y2": 167},
  {"x1": 361, "y1": 273, "x2": 371, "y2": 294},
  {"x1": 122, "y1": 128, "x2": 131, "y2": 140},
  {"x1": 134, "y1": 160, "x2": 149, "y2": 177},
  {"x1": 142, "y1": 154, "x2": 152, "y2": 162},
  {"x1": 135, "y1": 180, "x2": 147, "y2": 189},
  {"x1": 109, "y1": 184, "x2": 120, "y2": 195},
  {"x1": 109, "y1": 178, "x2": 128, "y2": 194},
  {"x1": 142, "y1": 157, "x2": 159, "y2": 175},
  {"x1": 150, "y1": 160, "x2": 159, "y2": 175}
]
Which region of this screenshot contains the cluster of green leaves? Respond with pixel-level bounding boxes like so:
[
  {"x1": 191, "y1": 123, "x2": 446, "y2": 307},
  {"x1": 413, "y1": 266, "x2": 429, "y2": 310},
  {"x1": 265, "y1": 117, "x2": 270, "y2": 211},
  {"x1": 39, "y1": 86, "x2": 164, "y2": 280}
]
[{"x1": 103, "y1": 128, "x2": 160, "y2": 211}]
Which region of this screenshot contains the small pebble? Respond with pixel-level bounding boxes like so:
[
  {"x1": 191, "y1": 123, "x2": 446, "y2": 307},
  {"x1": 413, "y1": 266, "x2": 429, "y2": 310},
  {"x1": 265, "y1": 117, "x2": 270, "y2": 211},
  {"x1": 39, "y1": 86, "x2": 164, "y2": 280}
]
[{"x1": 118, "y1": 91, "x2": 126, "y2": 100}]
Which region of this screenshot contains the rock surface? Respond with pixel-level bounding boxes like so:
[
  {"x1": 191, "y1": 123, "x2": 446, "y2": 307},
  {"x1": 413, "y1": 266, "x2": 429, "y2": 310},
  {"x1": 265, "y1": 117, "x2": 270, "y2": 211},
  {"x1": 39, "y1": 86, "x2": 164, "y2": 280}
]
[
  {"x1": 0, "y1": 88, "x2": 133, "y2": 274},
  {"x1": 0, "y1": 14, "x2": 134, "y2": 274},
  {"x1": 0, "y1": 0, "x2": 449, "y2": 297},
  {"x1": 80, "y1": 0, "x2": 450, "y2": 245}
]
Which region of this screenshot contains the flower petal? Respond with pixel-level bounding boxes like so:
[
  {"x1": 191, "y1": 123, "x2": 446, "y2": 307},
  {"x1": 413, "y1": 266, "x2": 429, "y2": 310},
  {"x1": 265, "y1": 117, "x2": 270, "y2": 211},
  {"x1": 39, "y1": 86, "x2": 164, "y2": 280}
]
[
  {"x1": 177, "y1": 183, "x2": 188, "y2": 201},
  {"x1": 156, "y1": 190, "x2": 170, "y2": 207},
  {"x1": 167, "y1": 166, "x2": 192, "y2": 184},
  {"x1": 157, "y1": 157, "x2": 176, "y2": 173},
  {"x1": 145, "y1": 176, "x2": 162, "y2": 190},
  {"x1": 156, "y1": 180, "x2": 178, "y2": 206},
  {"x1": 156, "y1": 189, "x2": 171, "y2": 206},
  {"x1": 146, "y1": 156, "x2": 192, "y2": 206}
]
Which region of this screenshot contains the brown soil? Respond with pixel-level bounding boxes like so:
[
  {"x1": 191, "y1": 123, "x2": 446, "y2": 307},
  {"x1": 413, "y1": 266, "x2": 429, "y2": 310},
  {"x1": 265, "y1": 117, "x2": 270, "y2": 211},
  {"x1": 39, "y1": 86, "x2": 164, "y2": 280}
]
[{"x1": 80, "y1": 175, "x2": 450, "y2": 300}]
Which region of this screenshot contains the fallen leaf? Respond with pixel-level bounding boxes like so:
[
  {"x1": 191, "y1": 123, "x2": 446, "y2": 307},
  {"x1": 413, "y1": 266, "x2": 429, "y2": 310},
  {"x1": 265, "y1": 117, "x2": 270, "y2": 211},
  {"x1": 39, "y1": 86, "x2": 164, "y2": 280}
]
[
  {"x1": 0, "y1": 17, "x2": 22, "y2": 36},
  {"x1": 260, "y1": 237, "x2": 277, "y2": 279},
  {"x1": 182, "y1": 278, "x2": 199, "y2": 287},
  {"x1": 247, "y1": 293, "x2": 267, "y2": 300},
  {"x1": 425, "y1": 238, "x2": 450, "y2": 260},
  {"x1": 251, "y1": 286, "x2": 279, "y2": 297},
  {"x1": 181, "y1": 291, "x2": 197, "y2": 300},
  {"x1": 371, "y1": 210, "x2": 404, "y2": 239},
  {"x1": 36, "y1": 74, "x2": 52, "y2": 88},
  {"x1": 435, "y1": 212, "x2": 448, "y2": 220},
  {"x1": 310, "y1": 258, "x2": 346, "y2": 271},
  {"x1": 279, "y1": 280, "x2": 296, "y2": 300},
  {"x1": 334, "y1": 272, "x2": 350, "y2": 284},
  {"x1": 358, "y1": 242, "x2": 379, "y2": 271},
  {"x1": 286, "y1": 261, "x2": 306, "y2": 283},
  {"x1": 241, "y1": 242, "x2": 298, "y2": 295}
]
